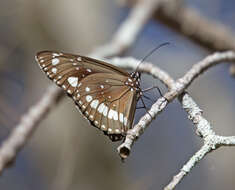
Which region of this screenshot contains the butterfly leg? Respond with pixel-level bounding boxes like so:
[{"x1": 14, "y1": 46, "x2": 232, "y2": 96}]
[
  {"x1": 142, "y1": 86, "x2": 169, "y2": 102},
  {"x1": 136, "y1": 106, "x2": 145, "y2": 109},
  {"x1": 140, "y1": 96, "x2": 153, "y2": 119},
  {"x1": 142, "y1": 85, "x2": 162, "y2": 95},
  {"x1": 142, "y1": 94, "x2": 154, "y2": 102}
]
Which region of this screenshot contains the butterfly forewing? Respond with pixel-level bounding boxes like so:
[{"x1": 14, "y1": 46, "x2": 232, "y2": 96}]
[{"x1": 36, "y1": 51, "x2": 140, "y2": 141}]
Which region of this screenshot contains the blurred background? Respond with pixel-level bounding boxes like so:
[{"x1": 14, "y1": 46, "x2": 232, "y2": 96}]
[{"x1": 0, "y1": 0, "x2": 235, "y2": 190}]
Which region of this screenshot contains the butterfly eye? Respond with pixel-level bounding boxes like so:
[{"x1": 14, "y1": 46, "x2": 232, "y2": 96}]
[{"x1": 36, "y1": 51, "x2": 142, "y2": 141}]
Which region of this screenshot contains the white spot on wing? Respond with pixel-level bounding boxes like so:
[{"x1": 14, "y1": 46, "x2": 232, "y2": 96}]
[
  {"x1": 103, "y1": 106, "x2": 108, "y2": 116},
  {"x1": 91, "y1": 100, "x2": 99, "y2": 109},
  {"x1": 124, "y1": 117, "x2": 128, "y2": 126},
  {"x1": 68, "y1": 77, "x2": 78, "y2": 87},
  {"x1": 101, "y1": 125, "x2": 106, "y2": 129},
  {"x1": 52, "y1": 58, "x2": 59, "y2": 65},
  {"x1": 86, "y1": 95, "x2": 93, "y2": 102},
  {"x1": 100, "y1": 85, "x2": 104, "y2": 89},
  {"x1": 98, "y1": 103, "x2": 105, "y2": 113},
  {"x1": 119, "y1": 113, "x2": 124, "y2": 123},
  {"x1": 115, "y1": 129, "x2": 120, "y2": 133},
  {"x1": 77, "y1": 57, "x2": 82, "y2": 61},
  {"x1": 52, "y1": 68, "x2": 57, "y2": 74},
  {"x1": 86, "y1": 69, "x2": 92, "y2": 72},
  {"x1": 85, "y1": 87, "x2": 90, "y2": 92},
  {"x1": 108, "y1": 109, "x2": 118, "y2": 120}
]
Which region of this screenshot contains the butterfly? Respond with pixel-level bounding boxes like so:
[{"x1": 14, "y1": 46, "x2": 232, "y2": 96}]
[{"x1": 35, "y1": 51, "x2": 143, "y2": 141}]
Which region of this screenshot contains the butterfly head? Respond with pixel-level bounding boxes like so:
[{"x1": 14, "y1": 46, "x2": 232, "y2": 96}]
[{"x1": 130, "y1": 71, "x2": 141, "y2": 82}]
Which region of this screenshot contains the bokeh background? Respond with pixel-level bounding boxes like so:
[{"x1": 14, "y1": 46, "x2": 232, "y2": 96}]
[{"x1": 0, "y1": 0, "x2": 235, "y2": 190}]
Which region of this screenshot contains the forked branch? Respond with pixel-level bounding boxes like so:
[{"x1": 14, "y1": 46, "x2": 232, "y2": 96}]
[{"x1": 111, "y1": 51, "x2": 235, "y2": 189}]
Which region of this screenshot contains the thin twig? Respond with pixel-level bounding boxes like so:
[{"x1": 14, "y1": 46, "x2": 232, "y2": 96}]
[
  {"x1": 164, "y1": 92, "x2": 235, "y2": 190},
  {"x1": 0, "y1": 86, "x2": 63, "y2": 173},
  {"x1": 163, "y1": 171, "x2": 186, "y2": 190}
]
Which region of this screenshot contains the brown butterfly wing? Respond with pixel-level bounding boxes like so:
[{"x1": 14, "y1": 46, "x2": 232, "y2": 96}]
[
  {"x1": 75, "y1": 73, "x2": 138, "y2": 141},
  {"x1": 36, "y1": 51, "x2": 138, "y2": 141}
]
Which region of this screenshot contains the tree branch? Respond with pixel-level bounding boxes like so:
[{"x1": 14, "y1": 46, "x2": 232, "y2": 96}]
[
  {"x1": 164, "y1": 92, "x2": 235, "y2": 190},
  {"x1": 115, "y1": 51, "x2": 235, "y2": 159},
  {"x1": 111, "y1": 52, "x2": 235, "y2": 189},
  {"x1": 0, "y1": 86, "x2": 63, "y2": 173}
]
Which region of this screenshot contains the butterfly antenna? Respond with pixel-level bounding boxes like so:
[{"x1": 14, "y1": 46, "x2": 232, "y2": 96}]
[{"x1": 135, "y1": 42, "x2": 170, "y2": 73}]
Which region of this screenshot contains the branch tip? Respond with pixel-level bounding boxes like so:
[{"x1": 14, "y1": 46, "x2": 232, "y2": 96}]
[{"x1": 118, "y1": 146, "x2": 130, "y2": 159}]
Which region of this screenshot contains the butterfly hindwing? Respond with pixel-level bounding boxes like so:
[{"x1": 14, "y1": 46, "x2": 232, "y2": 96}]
[
  {"x1": 36, "y1": 51, "x2": 139, "y2": 141},
  {"x1": 74, "y1": 73, "x2": 138, "y2": 141}
]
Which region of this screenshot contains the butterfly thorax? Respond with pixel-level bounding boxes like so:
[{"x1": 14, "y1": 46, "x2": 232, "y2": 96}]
[{"x1": 127, "y1": 71, "x2": 141, "y2": 97}]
